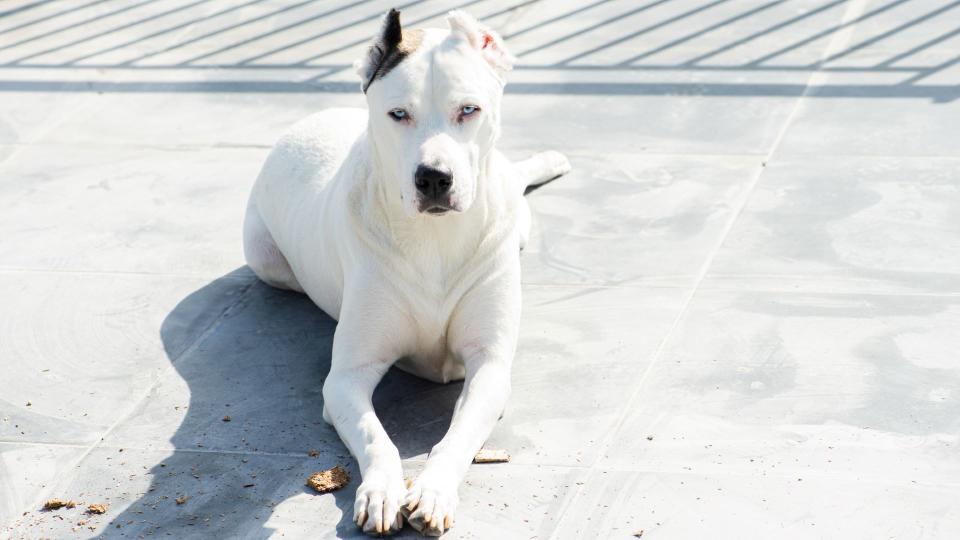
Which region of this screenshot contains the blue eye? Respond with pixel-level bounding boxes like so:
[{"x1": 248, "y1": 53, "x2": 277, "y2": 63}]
[
  {"x1": 461, "y1": 105, "x2": 478, "y2": 116},
  {"x1": 389, "y1": 109, "x2": 408, "y2": 121}
]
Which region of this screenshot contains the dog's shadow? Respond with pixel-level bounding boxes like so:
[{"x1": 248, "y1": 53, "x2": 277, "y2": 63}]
[{"x1": 103, "y1": 267, "x2": 460, "y2": 538}]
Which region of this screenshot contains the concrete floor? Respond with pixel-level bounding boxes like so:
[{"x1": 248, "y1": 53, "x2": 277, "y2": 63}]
[{"x1": 2, "y1": 0, "x2": 959, "y2": 538}]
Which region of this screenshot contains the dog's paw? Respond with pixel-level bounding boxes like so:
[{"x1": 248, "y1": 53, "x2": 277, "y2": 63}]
[
  {"x1": 401, "y1": 471, "x2": 459, "y2": 536},
  {"x1": 354, "y1": 469, "x2": 406, "y2": 536}
]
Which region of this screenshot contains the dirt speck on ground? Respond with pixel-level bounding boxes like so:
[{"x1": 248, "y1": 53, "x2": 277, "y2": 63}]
[
  {"x1": 175, "y1": 495, "x2": 188, "y2": 505},
  {"x1": 43, "y1": 499, "x2": 76, "y2": 510},
  {"x1": 307, "y1": 449, "x2": 320, "y2": 457},
  {"x1": 473, "y1": 448, "x2": 510, "y2": 463},
  {"x1": 86, "y1": 503, "x2": 108, "y2": 514},
  {"x1": 306, "y1": 465, "x2": 350, "y2": 493}
]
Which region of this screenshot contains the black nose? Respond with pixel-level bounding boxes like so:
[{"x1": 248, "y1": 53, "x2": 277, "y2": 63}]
[{"x1": 414, "y1": 165, "x2": 452, "y2": 200}]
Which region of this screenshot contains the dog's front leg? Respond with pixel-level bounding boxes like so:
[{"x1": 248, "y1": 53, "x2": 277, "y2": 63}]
[
  {"x1": 403, "y1": 276, "x2": 520, "y2": 536},
  {"x1": 323, "y1": 292, "x2": 411, "y2": 536},
  {"x1": 403, "y1": 349, "x2": 512, "y2": 536}
]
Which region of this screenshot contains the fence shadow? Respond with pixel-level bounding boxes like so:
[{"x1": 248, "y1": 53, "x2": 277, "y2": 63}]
[{"x1": 0, "y1": 0, "x2": 957, "y2": 100}]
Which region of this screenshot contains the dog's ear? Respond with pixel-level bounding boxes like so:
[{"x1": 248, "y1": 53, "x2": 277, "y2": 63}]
[
  {"x1": 356, "y1": 8, "x2": 405, "y2": 93},
  {"x1": 447, "y1": 10, "x2": 515, "y2": 82}
]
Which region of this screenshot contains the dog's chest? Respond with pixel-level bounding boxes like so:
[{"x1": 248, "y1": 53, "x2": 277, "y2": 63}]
[
  {"x1": 393, "y1": 303, "x2": 464, "y2": 383},
  {"x1": 391, "y1": 271, "x2": 474, "y2": 384},
  {"x1": 395, "y1": 344, "x2": 465, "y2": 384},
  {"x1": 371, "y1": 208, "x2": 509, "y2": 383}
]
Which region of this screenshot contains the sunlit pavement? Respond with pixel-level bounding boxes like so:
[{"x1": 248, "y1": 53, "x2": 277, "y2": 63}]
[{"x1": 2, "y1": 1, "x2": 959, "y2": 538}]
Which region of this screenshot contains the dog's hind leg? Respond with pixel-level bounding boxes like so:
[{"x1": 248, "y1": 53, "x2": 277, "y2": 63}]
[
  {"x1": 518, "y1": 197, "x2": 532, "y2": 251},
  {"x1": 514, "y1": 150, "x2": 572, "y2": 193},
  {"x1": 242, "y1": 199, "x2": 303, "y2": 292},
  {"x1": 513, "y1": 151, "x2": 571, "y2": 250}
]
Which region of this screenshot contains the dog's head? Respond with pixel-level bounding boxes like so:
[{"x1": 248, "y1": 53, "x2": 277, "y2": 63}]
[{"x1": 357, "y1": 9, "x2": 515, "y2": 217}]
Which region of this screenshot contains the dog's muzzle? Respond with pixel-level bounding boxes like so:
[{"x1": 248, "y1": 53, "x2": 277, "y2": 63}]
[{"x1": 414, "y1": 164, "x2": 454, "y2": 215}]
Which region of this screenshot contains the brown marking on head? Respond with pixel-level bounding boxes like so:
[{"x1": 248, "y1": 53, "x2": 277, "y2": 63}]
[
  {"x1": 399, "y1": 29, "x2": 423, "y2": 55},
  {"x1": 361, "y1": 9, "x2": 424, "y2": 93}
]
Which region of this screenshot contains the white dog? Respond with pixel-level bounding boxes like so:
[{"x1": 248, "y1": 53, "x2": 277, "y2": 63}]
[{"x1": 243, "y1": 9, "x2": 570, "y2": 536}]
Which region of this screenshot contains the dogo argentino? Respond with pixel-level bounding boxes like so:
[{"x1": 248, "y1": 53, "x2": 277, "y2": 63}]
[{"x1": 243, "y1": 8, "x2": 570, "y2": 536}]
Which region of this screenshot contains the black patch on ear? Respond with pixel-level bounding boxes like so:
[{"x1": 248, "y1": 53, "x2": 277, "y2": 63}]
[
  {"x1": 362, "y1": 9, "x2": 416, "y2": 93},
  {"x1": 382, "y1": 8, "x2": 403, "y2": 51}
]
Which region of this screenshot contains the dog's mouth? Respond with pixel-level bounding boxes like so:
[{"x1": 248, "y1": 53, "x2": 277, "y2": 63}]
[
  {"x1": 425, "y1": 206, "x2": 450, "y2": 215},
  {"x1": 419, "y1": 201, "x2": 455, "y2": 216}
]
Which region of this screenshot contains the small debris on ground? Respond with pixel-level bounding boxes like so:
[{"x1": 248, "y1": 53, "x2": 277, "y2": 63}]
[
  {"x1": 222, "y1": 415, "x2": 231, "y2": 422},
  {"x1": 633, "y1": 529, "x2": 644, "y2": 538},
  {"x1": 646, "y1": 435, "x2": 654, "y2": 441},
  {"x1": 243, "y1": 483, "x2": 255, "y2": 488},
  {"x1": 473, "y1": 448, "x2": 510, "y2": 463},
  {"x1": 175, "y1": 496, "x2": 188, "y2": 505},
  {"x1": 307, "y1": 449, "x2": 320, "y2": 457},
  {"x1": 86, "y1": 503, "x2": 108, "y2": 514},
  {"x1": 43, "y1": 499, "x2": 76, "y2": 510},
  {"x1": 306, "y1": 465, "x2": 350, "y2": 493}
]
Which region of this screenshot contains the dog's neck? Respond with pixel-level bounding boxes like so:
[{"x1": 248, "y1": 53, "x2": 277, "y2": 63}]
[{"x1": 358, "y1": 143, "x2": 515, "y2": 287}]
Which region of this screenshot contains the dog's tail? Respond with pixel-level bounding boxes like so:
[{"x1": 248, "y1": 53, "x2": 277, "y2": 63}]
[{"x1": 516, "y1": 150, "x2": 571, "y2": 195}]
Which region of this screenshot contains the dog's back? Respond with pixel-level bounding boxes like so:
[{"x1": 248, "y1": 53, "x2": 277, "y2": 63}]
[
  {"x1": 254, "y1": 108, "x2": 367, "y2": 215},
  {"x1": 243, "y1": 108, "x2": 367, "y2": 305}
]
